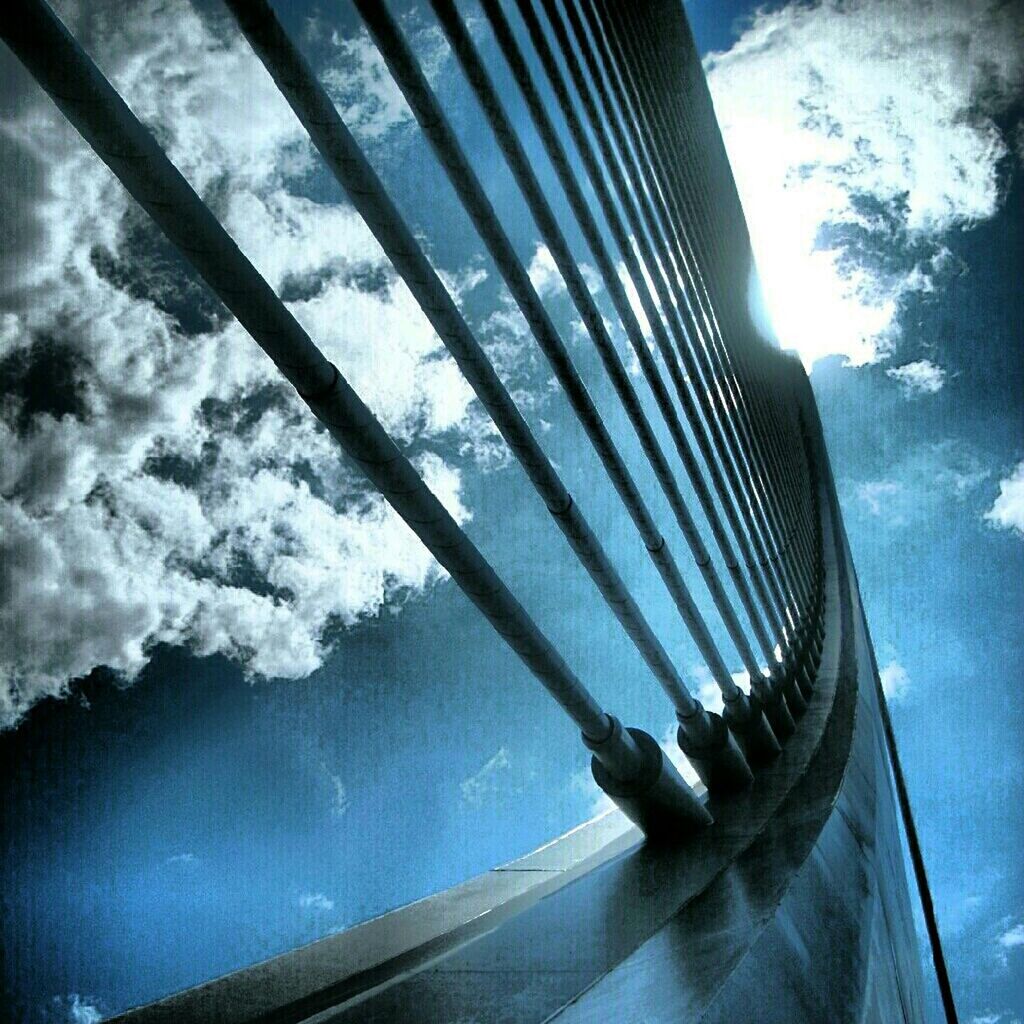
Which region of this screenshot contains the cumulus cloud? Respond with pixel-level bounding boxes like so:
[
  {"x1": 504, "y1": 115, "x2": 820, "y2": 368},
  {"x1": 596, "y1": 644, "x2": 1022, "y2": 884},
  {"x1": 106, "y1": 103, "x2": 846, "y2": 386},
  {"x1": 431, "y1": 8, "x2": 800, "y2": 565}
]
[
  {"x1": 998, "y1": 922, "x2": 1024, "y2": 950},
  {"x1": 886, "y1": 359, "x2": 946, "y2": 396},
  {"x1": 878, "y1": 660, "x2": 911, "y2": 702},
  {"x1": 617, "y1": 259, "x2": 654, "y2": 342},
  {"x1": 320, "y1": 17, "x2": 448, "y2": 143},
  {"x1": 298, "y1": 892, "x2": 334, "y2": 912},
  {"x1": 688, "y1": 663, "x2": 752, "y2": 716},
  {"x1": 68, "y1": 997, "x2": 103, "y2": 1024},
  {"x1": 525, "y1": 243, "x2": 602, "y2": 304},
  {"x1": 984, "y1": 460, "x2": 1024, "y2": 538},
  {"x1": 849, "y1": 441, "x2": 988, "y2": 526},
  {"x1": 521, "y1": 244, "x2": 615, "y2": 370},
  {"x1": 322, "y1": 767, "x2": 350, "y2": 818},
  {"x1": 854, "y1": 480, "x2": 903, "y2": 518},
  {"x1": 659, "y1": 720, "x2": 702, "y2": 789},
  {"x1": 993, "y1": 919, "x2": 1024, "y2": 970},
  {"x1": 0, "y1": 0, "x2": 491, "y2": 727},
  {"x1": 459, "y1": 747, "x2": 511, "y2": 806},
  {"x1": 527, "y1": 244, "x2": 564, "y2": 299},
  {"x1": 44, "y1": 994, "x2": 104, "y2": 1024},
  {"x1": 705, "y1": 0, "x2": 1024, "y2": 367}
]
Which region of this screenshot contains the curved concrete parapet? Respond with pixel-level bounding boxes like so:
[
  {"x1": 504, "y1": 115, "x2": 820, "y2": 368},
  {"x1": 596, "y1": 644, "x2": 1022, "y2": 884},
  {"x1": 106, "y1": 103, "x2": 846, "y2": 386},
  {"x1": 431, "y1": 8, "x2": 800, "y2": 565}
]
[
  {"x1": 111, "y1": 365, "x2": 925, "y2": 1024},
  {"x1": 547, "y1": 376, "x2": 928, "y2": 1024}
]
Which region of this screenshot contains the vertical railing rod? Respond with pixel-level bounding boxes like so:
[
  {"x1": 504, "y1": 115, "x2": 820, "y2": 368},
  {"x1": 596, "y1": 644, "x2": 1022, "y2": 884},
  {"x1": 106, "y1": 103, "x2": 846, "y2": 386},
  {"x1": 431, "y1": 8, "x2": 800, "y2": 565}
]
[
  {"x1": 600, "y1": 0, "x2": 819, "y2": 608},
  {"x1": 513, "y1": 0, "x2": 804, "y2": 755},
  {"x1": 439, "y1": 0, "x2": 789, "y2": 681},
  {"x1": 0, "y1": 0, "x2": 660, "y2": 792},
  {"x1": 589, "y1": 0, "x2": 819, "y2": 655},
  {"x1": 422, "y1": 0, "x2": 779, "y2": 695},
  {"x1": 557, "y1": 0, "x2": 786, "y2": 663},
  {"x1": 220, "y1": 0, "x2": 719, "y2": 732},
  {"x1": 580, "y1": 0, "x2": 809, "y2": 595},
  {"x1": 544, "y1": 0, "x2": 808, "y2": 643},
  {"x1": 589, "y1": 0, "x2": 808, "y2": 638},
  {"x1": 580, "y1": 0, "x2": 823, "y2": 716},
  {"x1": 613, "y1": 3, "x2": 816, "y2": 597},
  {"x1": 348, "y1": 0, "x2": 740, "y2": 737}
]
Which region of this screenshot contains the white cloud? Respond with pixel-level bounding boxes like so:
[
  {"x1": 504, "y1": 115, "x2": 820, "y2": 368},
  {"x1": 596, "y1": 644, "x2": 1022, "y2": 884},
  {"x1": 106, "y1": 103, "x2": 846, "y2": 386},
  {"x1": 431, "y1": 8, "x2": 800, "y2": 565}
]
[
  {"x1": 321, "y1": 17, "x2": 448, "y2": 143},
  {"x1": 527, "y1": 244, "x2": 564, "y2": 299},
  {"x1": 878, "y1": 660, "x2": 910, "y2": 702},
  {"x1": 460, "y1": 747, "x2": 511, "y2": 805},
  {"x1": 525, "y1": 243, "x2": 601, "y2": 305},
  {"x1": 970, "y1": 1015, "x2": 1004, "y2": 1024},
  {"x1": 991, "y1": 917, "x2": 1024, "y2": 969},
  {"x1": 579, "y1": 261, "x2": 603, "y2": 296},
  {"x1": 46, "y1": 994, "x2": 104, "y2": 1024},
  {"x1": 998, "y1": 922, "x2": 1024, "y2": 949},
  {"x1": 705, "y1": 0, "x2": 1024, "y2": 368},
  {"x1": 849, "y1": 441, "x2": 988, "y2": 526},
  {"x1": 688, "y1": 664, "x2": 751, "y2": 716},
  {"x1": 984, "y1": 460, "x2": 1024, "y2": 538},
  {"x1": 617, "y1": 259, "x2": 653, "y2": 341},
  {"x1": 323, "y1": 767, "x2": 350, "y2": 818},
  {"x1": 886, "y1": 359, "x2": 946, "y2": 396},
  {"x1": 164, "y1": 852, "x2": 197, "y2": 865},
  {"x1": 0, "y1": 0, "x2": 488, "y2": 727},
  {"x1": 571, "y1": 763, "x2": 610, "y2": 819},
  {"x1": 68, "y1": 996, "x2": 103, "y2": 1024},
  {"x1": 658, "y1": 720, "x2": 702, "y2": 789},
  {"x1": 853, "y1": 480, "x2": 902, "y2": 518},
  {"x1": 298, "y1": 892, "x2": 334, "y2": 912}
]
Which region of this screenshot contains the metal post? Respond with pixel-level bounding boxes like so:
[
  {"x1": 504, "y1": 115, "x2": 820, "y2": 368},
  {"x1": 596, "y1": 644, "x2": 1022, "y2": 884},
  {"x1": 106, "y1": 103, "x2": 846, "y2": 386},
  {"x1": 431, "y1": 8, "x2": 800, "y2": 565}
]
[
  {"x1": 604, "y1": 0, "x2": 819, "y2": 622},
  {"x1": 435, "y1": 0, "x2": 773, "y2": 668},
  {"x1": 1, "y1": 0, "x2": 711, "y2": 836},
  {"x1": 588, "y1": 0, "x2": 820, "y2": 670},
  {"x1": 542, "y1": 0, "x2": 802, "y2": 657},
  {"x1": 348, "y1": 0, "x2": 752, "y2": 792},
  {"x1": 588, "y1": 0, "x2": 792, "y2": 647},
  {"x1": 424, "y1": 0, "x2": 784, "y2": 765}
]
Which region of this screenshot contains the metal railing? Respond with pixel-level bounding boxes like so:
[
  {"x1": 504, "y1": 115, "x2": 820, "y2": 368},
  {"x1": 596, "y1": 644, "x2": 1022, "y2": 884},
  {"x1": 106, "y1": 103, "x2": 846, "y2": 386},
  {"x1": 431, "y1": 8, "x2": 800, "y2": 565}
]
[
  {"x1": 0, "y1": 0, "x2": 831, "y2": 836},
  {"x1": 0, "y1": 1, "x2": 956, "y2": 1020}
]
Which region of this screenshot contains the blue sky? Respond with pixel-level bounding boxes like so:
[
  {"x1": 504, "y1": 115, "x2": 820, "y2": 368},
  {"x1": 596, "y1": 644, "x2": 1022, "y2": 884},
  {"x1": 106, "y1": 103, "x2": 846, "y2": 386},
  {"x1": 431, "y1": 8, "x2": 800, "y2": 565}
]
[{"x1": 1, "y1": 1, "x2": 1022, "y2": 1022}]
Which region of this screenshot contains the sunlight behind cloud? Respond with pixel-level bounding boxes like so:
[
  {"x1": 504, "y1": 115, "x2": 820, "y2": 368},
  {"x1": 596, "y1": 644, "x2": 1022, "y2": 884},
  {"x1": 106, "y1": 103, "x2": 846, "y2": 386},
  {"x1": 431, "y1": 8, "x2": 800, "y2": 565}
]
[{"x1": 706, "y1": 0, "x2": 1024, "y2": 369}]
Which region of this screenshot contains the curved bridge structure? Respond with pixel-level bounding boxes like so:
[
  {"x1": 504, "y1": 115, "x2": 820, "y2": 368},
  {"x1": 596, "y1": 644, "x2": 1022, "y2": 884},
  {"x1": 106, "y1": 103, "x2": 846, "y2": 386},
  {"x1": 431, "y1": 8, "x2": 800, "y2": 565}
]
[
  {"x1": 2, "y1": 0, "x2": 949, "y2": 1020},
  {"x1": 98, "y1": 366, "x2": 927, "y2": 1024}
]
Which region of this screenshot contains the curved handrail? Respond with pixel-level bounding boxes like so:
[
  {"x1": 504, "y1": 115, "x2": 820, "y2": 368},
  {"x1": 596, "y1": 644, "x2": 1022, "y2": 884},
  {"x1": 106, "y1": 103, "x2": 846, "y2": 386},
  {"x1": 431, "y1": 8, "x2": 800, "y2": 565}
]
[
  {"x1": 0, "y1": 0, "x2": 946, "y2": 1015},
  {"x1": 109, "y1": 365, "x2": 855, "y2": 1024}
]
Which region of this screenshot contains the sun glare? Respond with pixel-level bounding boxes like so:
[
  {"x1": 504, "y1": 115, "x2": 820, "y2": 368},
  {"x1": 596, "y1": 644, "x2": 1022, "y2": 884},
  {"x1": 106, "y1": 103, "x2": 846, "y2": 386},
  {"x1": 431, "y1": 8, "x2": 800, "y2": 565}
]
[{"x1": 746, "y1": 230, "x2": 896, "y2": 372}]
